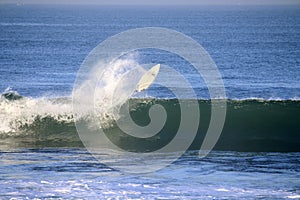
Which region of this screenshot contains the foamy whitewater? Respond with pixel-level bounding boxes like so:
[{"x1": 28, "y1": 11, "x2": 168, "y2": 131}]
[
  {"x1": 0, "y1": 95, "x2": 72, "y2": 135},
  {"x1": 0, "y1": 57, "x2": 147, "y2": 135}
]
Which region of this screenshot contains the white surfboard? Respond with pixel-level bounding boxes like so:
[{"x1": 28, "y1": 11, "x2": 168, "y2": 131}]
[{"x1": 136, "y1": 64, "x2": 160, "y2": 92}]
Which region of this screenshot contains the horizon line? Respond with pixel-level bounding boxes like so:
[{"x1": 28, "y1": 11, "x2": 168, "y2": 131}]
[{"x1": 1, "y1": 0, "x2": 300, "y2": 6}]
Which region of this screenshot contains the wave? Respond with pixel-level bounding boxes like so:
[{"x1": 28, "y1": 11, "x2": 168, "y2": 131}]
[
  {"x1": 0, "y1": 91, "x2": 299, "y2": 152},
  {"x1": 1, "y1": 56, "x2": 299, "y2": 152}
]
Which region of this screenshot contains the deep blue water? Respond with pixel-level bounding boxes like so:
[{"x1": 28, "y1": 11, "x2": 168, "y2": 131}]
[
  {"x1": 0, "y1": 5, "x2": 299, "y2": 199},
  {"x1": 0, "y1": 5, "x2": 299, "y2": 99}
]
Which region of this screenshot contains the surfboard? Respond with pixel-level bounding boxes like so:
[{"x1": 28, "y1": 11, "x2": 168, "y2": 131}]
[{"x1": 136, "y1": 64, "x2": 160, "y2": 92}]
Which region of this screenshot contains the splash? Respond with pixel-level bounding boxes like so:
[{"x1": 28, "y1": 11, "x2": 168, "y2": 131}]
[
  {"x1": 73, "y1": 55, "x2": 146, "y2": 129},
  {"x1": 0, "y1": 57, "x2": 145, "y2": 135}
]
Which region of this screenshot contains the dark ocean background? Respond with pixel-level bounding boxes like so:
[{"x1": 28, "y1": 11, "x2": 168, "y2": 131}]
[{"x1": 0, "y1": 4, "x2": 299, "y2": 199}]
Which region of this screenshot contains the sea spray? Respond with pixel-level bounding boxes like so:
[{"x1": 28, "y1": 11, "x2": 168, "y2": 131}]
[
  {"x1": 0, "y1": 57, "x2": 146, "y2": 136},
  {"x1": 0, "y1": 59, "x2": 299, "y2": 151}
]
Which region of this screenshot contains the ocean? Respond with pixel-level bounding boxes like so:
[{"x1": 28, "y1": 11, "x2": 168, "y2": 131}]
[{"x1": 0, "y1": 4, "x2": 299, "y2": 199}]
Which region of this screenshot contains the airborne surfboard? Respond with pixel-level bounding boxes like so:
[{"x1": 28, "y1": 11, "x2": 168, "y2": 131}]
[{"x1": 136, "y1": 64, "x2": 160, "y2": 92}]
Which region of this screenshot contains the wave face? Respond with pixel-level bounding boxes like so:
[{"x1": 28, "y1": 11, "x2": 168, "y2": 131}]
[
  {"x1": 102, "y1": 98, "x2": 300, "y2": 152},
  {"x1": 0, "y1": 93, "x2": 299, "y2": 152}
]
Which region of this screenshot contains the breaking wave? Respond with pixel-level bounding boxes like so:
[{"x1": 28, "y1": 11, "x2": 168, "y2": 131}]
[
  {"x1": 1, "y1": 90, "x2": 299, "y2": 152},
  {"x1": 0, "y1": 57, "x2": 299, "y2": 152}
]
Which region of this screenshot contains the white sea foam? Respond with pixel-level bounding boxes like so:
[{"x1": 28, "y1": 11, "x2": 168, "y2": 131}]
[
  {"x1": 0, "y1": 56, "x2": 145, "y2": 135},
  {"x1": 0, "y1": 95, "x2": 73, "y2": 135}
]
